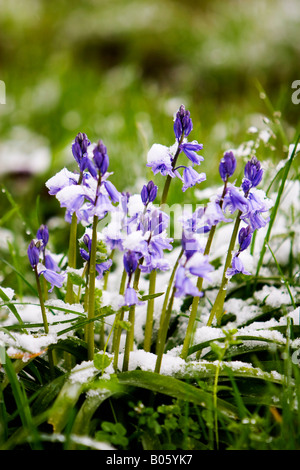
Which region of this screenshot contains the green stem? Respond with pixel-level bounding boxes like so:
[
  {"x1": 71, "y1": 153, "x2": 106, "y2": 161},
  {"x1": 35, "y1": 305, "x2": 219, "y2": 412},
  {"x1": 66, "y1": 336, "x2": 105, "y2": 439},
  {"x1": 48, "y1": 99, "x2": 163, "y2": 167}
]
[
  {"x1": 34, "y1": 268, "x2": 55, "y2": 377},
  {"x1": 156, "y1": 248, "x2": 183, "y2": 354},
  {"x1": 122, "y1": 267, "x2": 141, "y2": 372},
  {"x1": 155, "y1": 285, "x2": 176, "y2": 374},
  {"x1": 86, "y1": 215, "x2": 99, "y2": 360},
  {"x1": 207, "y1": 212, "x2": 242, "y2": 327},
  {"x1": 35, "y1": 269, "x2": 49, "y2": 334},
  {"x1": 160, "y1": 134, "x2": 184, "y2": 206},
  {"x1": 180, "y1": 225, "x2": 217, "y2": 360},
  {"x1": 65, "y1": 212, "x2": 78, "y2": 305},
  {"x1": 143, "y1": 269, "x2": 157, "y2": 352}
]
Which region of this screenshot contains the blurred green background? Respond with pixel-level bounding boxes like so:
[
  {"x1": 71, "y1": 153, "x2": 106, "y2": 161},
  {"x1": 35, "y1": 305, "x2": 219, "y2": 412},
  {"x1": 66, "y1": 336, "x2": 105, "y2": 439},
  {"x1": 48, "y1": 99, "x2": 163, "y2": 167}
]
[{"x1": 0, "y1": 0, "x2": 299, "y2": 232}]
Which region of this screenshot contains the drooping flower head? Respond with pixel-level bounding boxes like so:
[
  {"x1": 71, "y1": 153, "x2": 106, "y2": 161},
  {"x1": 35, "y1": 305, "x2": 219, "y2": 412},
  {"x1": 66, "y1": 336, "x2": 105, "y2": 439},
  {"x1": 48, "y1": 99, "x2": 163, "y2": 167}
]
[
  {"x1": 27, "y1": 238, "x2": 65, "y2": 292},
  {"x1": 219, "y1": 150, "x2": 237, "y2": 182},
  {"x1": 181, "y1": 166, "x2": 206, "y2": 192}
]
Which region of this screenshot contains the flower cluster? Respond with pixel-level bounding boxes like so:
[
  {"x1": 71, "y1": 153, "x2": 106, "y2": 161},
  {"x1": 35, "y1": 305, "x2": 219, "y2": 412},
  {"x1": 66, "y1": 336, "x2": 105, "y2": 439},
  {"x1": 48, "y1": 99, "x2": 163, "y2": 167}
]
[
  {"x1": 27, "y1": 225, "x2": 65, "y2": 292},
  {"x1": 26, "y1": 104, "x2": 273, "y2": 369},
  {"x1": 45, "y1": 138, "x2": 120, "y2": 224},
  {"x1": 147, "y1": 104, "x2": 206, "y2": 193}
]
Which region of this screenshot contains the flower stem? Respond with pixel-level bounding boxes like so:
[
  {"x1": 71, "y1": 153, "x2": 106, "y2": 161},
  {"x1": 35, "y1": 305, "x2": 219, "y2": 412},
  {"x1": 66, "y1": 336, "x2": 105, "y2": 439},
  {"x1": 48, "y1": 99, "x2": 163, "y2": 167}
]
[
  {"x1": 122, "y1": 267, "x2": 141, "y2": 372},
  {"x1": 180, "y1": 225, "x2": 217, "y2": 360},
  {"x1": 160, "y1": 134, "x2": 184, "y2": 205},
  {"x1": 65, "y1": 212, "x2": 78, "y2": 304},
  {"x1": 207, "y1": 212, "x2": 242, "y2": 327},
  {"x1": 86, "y1": 214, "x2": 99, "y2": 360},
  {"x1": 34, "y1": 268, "x2": 55, "y2": 377},
  {"x1": 156, "y1": 248, "x2": 183, "y2": 354},
  {"x1": 112, "y1": 268, "x2": 127, "y2": 372},
  {"x1": 155, "y1": 285, "x2": 176, "y2": 374},
  {"x1": 143, "y1": 269, "x2": 156, "y2": 352}
]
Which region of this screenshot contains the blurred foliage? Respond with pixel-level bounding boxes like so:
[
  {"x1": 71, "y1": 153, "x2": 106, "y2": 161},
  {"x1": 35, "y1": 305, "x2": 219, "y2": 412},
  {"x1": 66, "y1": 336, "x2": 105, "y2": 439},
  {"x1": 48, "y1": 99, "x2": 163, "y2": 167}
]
[{"x1": 0, "y1": 0, "x2": 299, "y2": 246}]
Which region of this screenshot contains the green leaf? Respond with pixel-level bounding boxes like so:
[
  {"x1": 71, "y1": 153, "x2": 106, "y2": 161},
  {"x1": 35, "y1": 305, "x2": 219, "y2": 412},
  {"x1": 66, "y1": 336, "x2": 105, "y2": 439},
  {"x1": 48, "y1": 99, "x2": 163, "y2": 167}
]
[
  {"x1": 94, "y1": 352, "x2": 112, "y2": 371},
  {"x1": 118, "y1": 370, "x2": 238, "y2": 419},
  {"x1": 139, "y1": 292, "x2": 165, "y2": 301},
  {"x1": 67, "y1": 271, "x2": 85, "y2": 287},
  {"x1": 0, "y1": 287, "x2": 27, "y2": 331}
]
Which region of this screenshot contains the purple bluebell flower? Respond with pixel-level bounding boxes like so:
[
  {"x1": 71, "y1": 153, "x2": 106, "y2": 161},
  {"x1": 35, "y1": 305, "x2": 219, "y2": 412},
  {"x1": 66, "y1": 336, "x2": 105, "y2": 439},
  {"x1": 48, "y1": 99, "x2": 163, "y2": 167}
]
[
  {"x1": 223, "y1": 185, "x2": 249, "y2": 214},
  {"x1": 185, "y1": 253, "x2": 214, "y2": 281},
  {"x1": 79, "y1": 233, "x2": 112, "y2": 279},
  {"x1": 173, "y1": 105, "x2": 193, "y2": 141},
  {"x1": 123, "y1": 250, "x2": 139, "y2": 278},
  {"x1": 174, "y1": 266, "x2": 202, "y2": 298},
  {"x1": 96, "y1": 259, "x2": 113, "y2": 279},
  {"x1": 226, "y1": 255, "x2": 251, "y2": 278},
  {"x1": 37, "y1": 265, "x2": 65, "y2": 292},
  {"x1": 180, "y1": 141, "x2": 204, "y2": 166},
  {"x1": 103, "y1": 180, "x2": 121, "y2": 204},
  {"x1": 140, "y1": 255, "x2": 170, "y2": 273},
  {"x1": 219, "y1": 151, "x2": 237, "y2": 181},
  {"x1": 182, "y1": 166, "x2": 206, "y2": 192},
  {"x1": 243, "y1": 156, "x2": 263, "y2": 191},
  {"x1": 123, "y1": 286, "x2": 143, "y2": 307},
  {"x1": 45, "y1": 168, "x2": 80, "y2": 196},
  {"x1": 27, "y1": 240, "x2": 40, "y2": 269},
  {"x1": 147, "y1": 144, "x2": 176, "y2": 178},
  {"x1": 72, "y1": 132, "x2": 91, "y2": 171},
  {"x1": 240, "y1": 190, "x2": 271, "y2": 232},
  {"x1": 93, "y1": 140, "x2": 109, "y2": 175},
  {"x1": 181, "y1": 231, "x2": 200, "y2": 260},
  {"x1": 36, "y1": 225, "x2": 49, "y2": 247},
  {"x1": 44, "y1": 253, "x2": 60, "y2": 272},
  {"x1": 238, "y1": 225, "x2": 252, "y2": 252},
  {"x1": 141, "y1": 181, "x2": 158, "y2": 206}
]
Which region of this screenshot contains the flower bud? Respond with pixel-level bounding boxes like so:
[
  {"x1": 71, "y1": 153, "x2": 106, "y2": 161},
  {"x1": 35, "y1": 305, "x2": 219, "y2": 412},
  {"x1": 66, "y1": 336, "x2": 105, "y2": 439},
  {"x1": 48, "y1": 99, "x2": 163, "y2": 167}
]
[
  {"x1": 219, "y1": 151, "x2": 236, "y2": 181},
  {"x1": 93, "y1": 140, "x2": 109, "y2": 175}
]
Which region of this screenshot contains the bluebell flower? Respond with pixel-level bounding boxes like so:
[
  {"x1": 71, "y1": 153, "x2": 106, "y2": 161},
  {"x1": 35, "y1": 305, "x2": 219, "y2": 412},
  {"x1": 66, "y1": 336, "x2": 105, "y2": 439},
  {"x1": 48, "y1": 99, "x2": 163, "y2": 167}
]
[
  {"x1": 96, "y1": 259, "x2": 113, "y2": 279},
  {"x1": 36, "y1": 224, "x2": 49, "y2": 248},
  {"x1": 93, "y1": 140, "x2": 109, "y2": 176},
  {"x1": 219, "y1": 150, "x2": 237, "y2": 181},
  {"x1": 27, "y1": 240, "x2": 40, "y2": 268},
  {"x1": 181, "y1": 230, "x2": 201, "y2": 260},
  {"x1": 185, "y1": 252, "x2": 214, "y2": 281},
  {"x1": 44, "y1": 253, "x2": 61, "y2": 272},
  {"x1": 141, "y1": 181, "x2": 158, "y2": 206},
  {"x1": 79, "y1": 233, "x2": 112, "y2": 279},
  {"x1": 123, "y1": 250, "x2": 139, "y2": 278},
  {"x1": 243, "y1": 156, "x2": 263, "y2": 192},
  {"x1": 103, "y1": 180, "x2": 120, "y2": 204},
  {"x1": 181, "y1": 166, "x2": 206, "y2": 192},
  {"x1": 238, "y1": 225, "x2": 252, "y2": 252},
  {"x1": 226, "y1": 255, "x2": 251, "y2": 278},
  {"x1": 123, "y1": 286, "x2": 143, "y2": 307},
  {"x1": 179, "y1": 141, "x2": 204, "y2": 166},
  {"x1": 147, "y1": 144, "x2": 176, "y2": 178},
  {"x1": 240, "y1": 189, "x2": 272, "y2": 232},
  {"x1": 223, "y1": 185, "x2": 249, "y2": 214},
  {"x1": 173, "y1": 105, "x2": 193, "y2": 141},
  {"x1": 72, "y1": 132, "x2": 91, "y2": 172},
  {"x1": 37, "y1": 265, "x2": 66, "y2": 293},
  {"x1": 174, "y1": 266, "x2": 202, "y2": 298}
]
